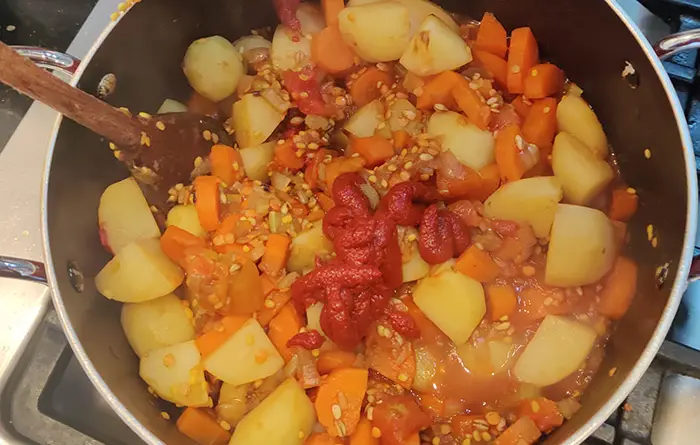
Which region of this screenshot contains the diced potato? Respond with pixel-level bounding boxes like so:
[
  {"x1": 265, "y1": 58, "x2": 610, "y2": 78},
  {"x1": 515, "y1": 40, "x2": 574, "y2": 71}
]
[
  {"x1": 483, "y1": 177, "x2": 563, "y2": 238},
  {"x1": 556, "y1": 95, "x2": 608, "y2": 158},
  {"x1": 545, "y1": 204, "x2": 616, "y2": 287},
  {"x1": 271, "y1": 25, "x2": 312, "y2": 71},
  {"x1": 98, "y1": 177, "x2": 161, "y2": 254},
  {"x1": 239, "y1": 142, "x2": 276, "y2": 182},
  {"x1": 412, "y1": 345, "x2": 437, "y2": 392},
  {"x1": 552, "y1": 132, "x2": 614, "y2": 205},
  {"x1": 427, "y1": 111, "x2": 495, "y2": 170},
  {"x1": 217, "y1": 371, "x2": 286, "y2": 427},
  {"x1": 400, "y1": 15, "x2": 472, "y2": 76},
  {"x1": 139, "y1": 340, "x2": 209, "y2": 407},
  {"x1": 96, "y1": 238, "x2": 184, "y2": 303},
  {"x1": 389, "y1": 98, "x2": 422, "y2": 135},
  {"x1": 287, "y1": 223, "x2": 334, "y2": 273},
  {"x1": 429, "y1": 258, "x2": 455, "y2": 277},
  {"x1": 306, "y1": 302, "x2": 327, "y2": 338},
  {"x1": 349, "y1": 0, "x2": 458, "y2": 32},
  {"x1": 233, "y1": 94, "x2": 285, "y2": 148},
  {"x1": 338, "y1": 2, "x2": 412, "y2": 63},
  {"x1": 157, "y1": 99, "x2": 188, "y2": 114},
  {"x1": 183, "y1": 36, "x2": 244, "y2": 102},
  {"x1": 413, "y1": 270, "x2": 486, "y2": 346},
  {"x1": 204, "y1": 318, "x2": 284, "y2": 386},
  {"x1": 402, "y1": 242, "x2": 430, "y2": 282},
  {"x1": 166, "y1": 205, "x2": 205, "y2": 237},
  {"x1": 121, "y1": 294, "x2": 195, "y2": 357},
  {"x1": 514, "y1": 315, "x2": 597, "y2": 387},
  {"x1": 229, "y1": 378, "x2": 316, "y2": 445},
  {"x1": 344, "y1": 100, "x2": 385, "y2": 138},
  {"x1": 296, "y1": 3, "x2": 326, "y2": 35}
]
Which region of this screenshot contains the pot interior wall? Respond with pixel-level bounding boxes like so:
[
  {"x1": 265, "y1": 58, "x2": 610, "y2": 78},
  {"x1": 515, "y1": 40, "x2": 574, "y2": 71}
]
[{"x1": 45, "y1": 0, "x2": 690, "y2": 443}]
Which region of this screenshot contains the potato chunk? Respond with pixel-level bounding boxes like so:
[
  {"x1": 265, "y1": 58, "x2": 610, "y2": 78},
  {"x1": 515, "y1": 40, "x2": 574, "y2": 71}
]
[
  {"x1": 556, "y1": 95, "x2": 608, "y2": 158},
  {"x1": 427, "y1": 111, "x2": 495, "y2": 170},
  {"x1": 400, "y1": 15, "x2": 472, "y2": 76},
  {"x1": 338, "y1": 2, "x2": 412, "y2": 62},
  {"x1": 183, "y1": 36, "x2": 244, "y2": 102}
]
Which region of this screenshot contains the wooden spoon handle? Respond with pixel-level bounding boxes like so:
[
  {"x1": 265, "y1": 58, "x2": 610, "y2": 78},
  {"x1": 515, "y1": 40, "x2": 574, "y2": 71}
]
[{"x1": 0, "y1": 42, "x2": 141, "y2": 148}]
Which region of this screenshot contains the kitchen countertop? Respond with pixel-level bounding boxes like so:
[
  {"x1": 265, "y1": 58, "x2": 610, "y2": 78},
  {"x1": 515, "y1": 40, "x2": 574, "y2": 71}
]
[{"x1": 0, "y1": 0, "x2": 98, "y2": 150}]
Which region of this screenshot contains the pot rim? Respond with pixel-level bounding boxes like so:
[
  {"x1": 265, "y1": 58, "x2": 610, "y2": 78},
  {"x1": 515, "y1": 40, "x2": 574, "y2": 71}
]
[{"x1": 38, "y1": 2, "x2": 699, "y2": 445}]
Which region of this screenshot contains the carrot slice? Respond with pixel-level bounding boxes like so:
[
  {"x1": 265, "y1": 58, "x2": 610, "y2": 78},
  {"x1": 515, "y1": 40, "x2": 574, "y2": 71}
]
[
  {"x1": 452, "y1": 76, "x2": 492, "y2": 130},
  {"x1": 349, "y1": 417, "x2": 379, "y2": 445},
  {"x1": 195, "y1": 315, "x2": 248, "y2": 357},
  {"x1": 393, "y1": 129, "x2": 411, "y2": 150},
  {"x1": 194, "y1": 175, "x2": 221, "y2": 232},
  {"x1": 485, "y1": 283, "x2": 517, "y2": 321},
  {"x1": 351, "y1": 135, "x2": 395, "y2": 167},
  {"x1": 257, "y1": 289, "x2": 292, "y2": 327},
  {"x1": 475, "y1": 12, "x2": 508, "y2": 58},
  {"x1": 261, "y1": 273, "x2": 276, "y2": 296},
  {"x1": 350, "y1": 67, "x2": 393, "y2": 107},
  {"x1": 210, "y1": 144, "x2": 244, "y2": 186},
  {"x1": 260, "y1": 233, "x2": 291, "y2": 276},
  {"x1": 322, "y1": 0, "x2": 345, "y2": 26},
  {"x1": 523, "y1": 63, "x2": 565, "y2": 99},
  {"x1": 507, "y1": 27, "x2": 539, "y2": 95},
  {"x1": 316, "y1": 192, "x2": 336, "y2": 212},
  {"x1": 317, "y1": 350, "x2": 358, "y2": 375},
  {"x1": 609, "y1": 188, "x2": 639, "y2": 222},
  {"x1": 454, "y1": 245, "x2": 501, "y2": 282},
  {"x1": 416, "y1": 71, "x2": 461, "y2": 110},
  {"x1": 598, "y1": 256, "x2": 637, "y2": 320},
  {"x1": 312, "y1": 25, "x2": 356, "y2": 75},
  {"x1": 268, "y1": 302, "x2": 303, "y2": 362},
  {"x1": 518, "y1": 398, "x2": 564, "y2": 433},
  {"x1": 160, "y1": 225, "x2": 206, "y2": 267},
  {"x1": 438, "y1": 163, "x2": 501, "y2": 201},
  {"x1": 325, "y1": 157, "x2": 366, "y2": 190},
  {"x1": 511, "y1": 95, "x2": 532, "y2": 119},
  {"x1": 176, "y1": 408, "x2": 231, "y2": 445},
  {"x1": 473, "y1": 50, "x2": 508, "y2": 87},
  {"x1": 522, "y1": 97, "x2": 558, "y2": 149},
  {"x1": 495, "y1": 124, "x2": 526, "y2": 182},
  {"x1": 274, "y1": 139, "x2": 305, "y2": 171},
  {"x1": 315, "y1": 368, "x2": 368, "y2": 437},
  {"x1": 493, "y1": 416, "x2": 542, "y2": 445}
]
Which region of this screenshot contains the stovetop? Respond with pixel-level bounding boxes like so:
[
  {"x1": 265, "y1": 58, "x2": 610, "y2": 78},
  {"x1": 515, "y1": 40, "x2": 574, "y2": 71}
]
[{"x1": 1, "y1": 1, "x2": 700, "y2": 444}]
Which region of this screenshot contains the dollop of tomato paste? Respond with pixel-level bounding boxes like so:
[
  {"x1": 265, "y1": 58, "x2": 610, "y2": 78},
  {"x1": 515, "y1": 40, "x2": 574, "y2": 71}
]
[
  {"x1": 283, "y1": 68, "x2": 337, "y2": 117},
  {"x1": 418, "y1": 204, "x2": 470, "y2": 264}
]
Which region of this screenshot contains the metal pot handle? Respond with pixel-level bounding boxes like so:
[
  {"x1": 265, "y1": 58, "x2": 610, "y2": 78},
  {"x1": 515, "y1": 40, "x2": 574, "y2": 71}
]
[
  {"x1": 10, "y1": 46, "x2": 81, "y2": 76},
  {"x1": 654, "y1": 29, "x2": 700, "y2": 60}
]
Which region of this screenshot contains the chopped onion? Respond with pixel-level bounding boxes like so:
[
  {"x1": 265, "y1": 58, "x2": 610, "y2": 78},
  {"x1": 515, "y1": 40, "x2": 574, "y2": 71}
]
[
  {"x1": 271, "y1": 172, "x2": 292, "y2": 191},
  {"x1": 557, "y1": 398, "x2": 582, "y2": 420},
  {"x1": 261, "y1": 88, "x2": 291, "y2": 113},
  {"x1": 285, "y1": 348, "x2": 321, "y2": 389},
  {"x1": 269, "y1": 211, "x2": 281, "y2": 233},
  {"x1": 360, "y1": 182, "x2": 380, "y2": 209}
]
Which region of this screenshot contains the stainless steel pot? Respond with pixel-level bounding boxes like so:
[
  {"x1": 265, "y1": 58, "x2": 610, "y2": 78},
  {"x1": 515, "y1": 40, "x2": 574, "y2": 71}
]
[{"x1": 0, "y1": 0, "x2": 698, "y2": 444}]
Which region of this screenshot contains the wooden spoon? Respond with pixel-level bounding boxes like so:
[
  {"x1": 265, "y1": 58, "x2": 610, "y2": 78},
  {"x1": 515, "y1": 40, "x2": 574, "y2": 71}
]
[{"x1": 0, "y1": 42, "x2": 231, "y2": 211}]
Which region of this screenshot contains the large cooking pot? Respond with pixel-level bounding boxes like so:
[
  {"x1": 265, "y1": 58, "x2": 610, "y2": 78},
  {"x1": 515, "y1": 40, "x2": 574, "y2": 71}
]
[{"x1": 0, "y1": 0, "x2": 698, "y2": 443}]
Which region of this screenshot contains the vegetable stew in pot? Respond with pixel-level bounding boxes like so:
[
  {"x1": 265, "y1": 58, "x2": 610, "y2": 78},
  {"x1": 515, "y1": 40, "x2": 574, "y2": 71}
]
[{"x1": 94, "y1": 1, "x2": 640, "y2": 444}]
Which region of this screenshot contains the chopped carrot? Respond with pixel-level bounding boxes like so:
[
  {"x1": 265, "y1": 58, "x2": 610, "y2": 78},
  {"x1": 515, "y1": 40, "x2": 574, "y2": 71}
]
[
  {"x1": 507, "y1": 27, "x2": 539, "y2": 95},
  {"x1": 274, "y1": 139, "x2": 305, "y2": 171},
  {"x1": 308, "y1": 208, "x2": 325, "y2": 222},
  {"x1": 315, "y1": 368, "x2": 368, "y2": 437},
  {"x1": 522, "y1": 97, "x2": 558, "y2": 149},
  {"x1": 268, "y1": 302, "x2": 304, "y2": 362},
  {"x1": 485, "y1": 283, "x2": 518, "y2": 321},
  {"x1": 417, "y1": 392, "x2": 445, "y2": 420},
  {"x1": 195, "y1": 315, "x2": 248, "y2": 357},
  {"x1": 598, "y1": 256, "x2": 637, "y2": 320},
  {"x1": 312, "y1": 25, "x2": 355, "y2": 75},
  {"x1": 416, "y1": 71, "x2": 461, "y2": 110},
  {"x1": 306, "y1": 432, "x2": 342, "y2": 445},
  {"x1": 405, "y1": 433, "x2": 420, "y2": 445},
  {"x1": 176, "y1": 408, "x2": 231, "y2": 445},
  {"x1": 216, "y1": 213, "x2": 253, "y2": 240},
  {"x1": 317, "y1": 350, "x2": 358, "y2": 374},
  {"x1": 257, "y1": 289, "x2": 292, "y2": 327},
  {"x1": 322, "y1": 0, "x2": 345, "y2": 26},
  {"x1": 495, "y1": 124, "x2": 526, "y2": 182},
  {"x1": 452, "y1": 76, "x2": 492, "y2": 130},
  {"x1": 325, "y1": 156, "x2": 366, "y2": 190},
  {"x1": 511, "y1": 95, "x2": 532, "y2": 119},
  {"x1": 473, "y1": 50, "x2": 508, "y2": 87},
  {"x1": 365, "y1": 324, "x2": 415, "y2": 389},
  {"x1": 260, "y1": 233, "x2": 291, "y2": 276},
  {"x1": 454, "y1": 245, "x2": 501, "y2": 282},
  {"x1": 518, "y1": 398, "x2": 564, "y2": 433},
  {"x1": 213, "y1": 243, "x2": 254, "y2": 262},
  {"x1": 160, "y1": 225, "x2": 206, "y2": 267},
  {"x1": 475, "y1": 12, "x2": 508, "y2": 58},
  {"x1": 393, "y1": 129, "x2": 411, "y2": 150},
  {"x1": 194, "y1": 175, "x2": 221, "y2": 231},
  {"x1": 349, "y1": 417, "x2": 379, "y2": 445},
  {"x1": 493, "y1": 416, "x2": 541, "y2": 445},
  {"x1": 316, "y1": 192, "x2": 336, "y2": 212},
  {"x1": 261, "y1": 273, "x2": 276, "y2": 296},
  {"x1": 223, "y1": 260, "x2": 265, "y2": 316},
  {"x1": 210, "y1": 144, "x2": 243, "y2": 186},
  {"x1": 351, "y1": 135, "x2": 395, "y2": 167},
  {"x1": 609, "y1": 188, "x2": 639, "y2": 222},
  {"x1": 524, "y1": 63, "x2": 565, "y2": 99},
  {"x1": 437, "y1": 163, "x2": 500, "y2": 201},
  {"x1": 350, "y1": 67, "x2": 393, "y2": 107}
]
